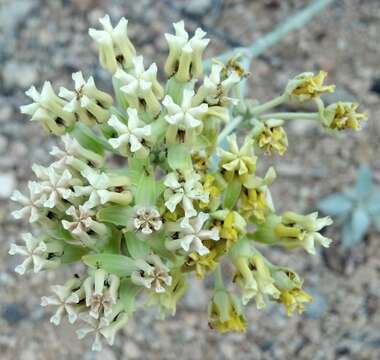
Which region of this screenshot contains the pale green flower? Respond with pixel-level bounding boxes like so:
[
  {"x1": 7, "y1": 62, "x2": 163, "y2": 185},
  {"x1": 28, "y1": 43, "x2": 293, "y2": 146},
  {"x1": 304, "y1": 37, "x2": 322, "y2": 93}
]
[
  {"x1": 115, "y1": 55, "x2": 163, "y2": 115},
  {"x1": 9, "y1": 233, "x2": 62, "y2": 275},
  {"x1": 164, "y1": 21, "x2": 209, "y2": 81},
  {"x1": 89, "y1": 15, "x2": 136, "y2": 73},
  {"x1": 41, "y1": 277, "x2": 83, "y2": 325}
]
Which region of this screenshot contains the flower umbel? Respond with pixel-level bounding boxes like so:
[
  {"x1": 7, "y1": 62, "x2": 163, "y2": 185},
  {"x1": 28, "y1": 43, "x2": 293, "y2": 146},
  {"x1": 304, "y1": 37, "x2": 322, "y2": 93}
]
[{"x1": 11, "y1": 16, "x2": 367, "y2": 351}]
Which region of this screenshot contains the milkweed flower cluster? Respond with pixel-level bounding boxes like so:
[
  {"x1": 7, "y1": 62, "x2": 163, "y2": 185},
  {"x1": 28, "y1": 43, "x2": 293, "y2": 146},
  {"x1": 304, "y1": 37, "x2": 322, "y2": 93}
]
[{"x1": 10, "y1": 16, "x2": 367, "y2": 351}]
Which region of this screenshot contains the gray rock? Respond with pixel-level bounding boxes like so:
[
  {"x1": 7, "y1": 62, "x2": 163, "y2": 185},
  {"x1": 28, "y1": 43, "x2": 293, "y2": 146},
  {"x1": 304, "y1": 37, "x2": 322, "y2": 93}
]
[
  {"x1": 304, "y1": 288, "x2": 329, "y2": 319},
  {"x1": 0, "y1": 0, "x2": 39, "y2": 34},
  {"x1": 183, "y1": 277, "x2": 208, "y2": 310},
  {"x1": 0, "y1": 173, "x2": 16, "y2": 199},
  {"x1": 3, "y1": 62, "x2": 38, "y2": 90}
]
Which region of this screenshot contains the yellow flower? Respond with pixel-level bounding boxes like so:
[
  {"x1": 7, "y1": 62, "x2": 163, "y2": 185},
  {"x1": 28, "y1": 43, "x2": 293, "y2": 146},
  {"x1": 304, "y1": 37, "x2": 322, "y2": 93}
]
[
  {"x1": 286, "y1": 71, "x2": 335, "y2": 102},
  {"x1": 183, "y1": 246, "x2": 222, "y2": 279},
  {"x1": 208, "y1": 289, "x2": 246, "y2": 333},
  {"x1": 322, "y1": 102, "x2": 367, "y2": 131},
  {"x1": 255, "y1": 119, "x2": 288, "y2": 155},
  {"x1": 274, "y1": 211, "x2": 333, "y2": 255},
  {"x1": 241, "y1": 167, "x2": 276, "y2": 223},
  {"x1": 199, "y1": 174, "x2": 221, "y2": 211},
  {"x1": 218, "y1": 134, "x2": 257, "y2": 182},
  {"x1": 279, "y1": 288, "x2": 312, "y2": 316},
  {"x1": 212, "y1": 210, "x2": 246, "y2": 250}
]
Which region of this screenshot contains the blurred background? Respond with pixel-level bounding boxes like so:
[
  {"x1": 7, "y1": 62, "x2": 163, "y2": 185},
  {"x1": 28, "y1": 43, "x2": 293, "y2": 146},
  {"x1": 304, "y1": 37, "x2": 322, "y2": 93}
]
[{"x1": 0, "y1": 0, "x2": 379, "y2": 359}]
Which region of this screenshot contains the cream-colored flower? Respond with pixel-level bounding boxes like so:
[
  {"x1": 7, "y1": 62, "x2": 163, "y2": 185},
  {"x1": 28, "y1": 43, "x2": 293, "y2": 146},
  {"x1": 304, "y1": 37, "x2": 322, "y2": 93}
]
[
  {"x1": 133, "y1": 207, "x2": 162, "y2": 235},
  {"x1": 166, "y1": 212, "x2": 219, "y2": 255},
  {"x1": 50, "y1": 134, "x2": 103, "y2": 171},
  {"x1": 83, "y1": 269, "x2": 120, "y2": 320},
  {"x1": 32, "y1": 165, "x2": 80, "y2": 208},
  {"x1": 59, "y1": 72, "x2": 113, "y2": 125},
  {"x1": 164, "y1": 171, "x2": 208, "y2": 218},
  {"x1": 9, "y1": 233, "x2": 62, "y2": 275},
  {"x1": 108, "y1": 109, "x2": 152, "y2": 157},
  {"x1": 20, "y1": 82, "x2": 75, "y2": 135},
  {"x1": 76, "y1": 312, "x2": 128, "y2": 352},
  {"x1": 41, "y1": 278, "x2": 82, "y2": 325},
  {"x1": 131, "y1": 255, "x2": 172, "y2": 293},
  {"x1": 74, "y1": 168, "x2": 132, "y2": 209},
  {"x1": 164, "y1": 20, "x2": 209, "y2": 81},
  {"x1": 193, "y1": 62, "x2": 240, "y2": 106},
  {"x1": 89, "y1": 15, "x2": 136, "y2": 73},
  {"x1": 11, "y1": 181, "x2": 47, "y2": 223},
  {"x1": 115, "y1": 56, "x2": 163, "y2": 115}
]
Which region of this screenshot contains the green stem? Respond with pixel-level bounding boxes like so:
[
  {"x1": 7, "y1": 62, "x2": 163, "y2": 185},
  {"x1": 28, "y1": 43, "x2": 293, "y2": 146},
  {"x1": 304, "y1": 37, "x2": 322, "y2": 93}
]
[
  {"x1": 217, "y1": 115, "x2": 243, "y2": 144},
  {"x1": 260, "y1": 112, "x2": 320, "y2": 120},
  {"x1": 250, "y1": 94, "x2": 288, "y2": 116},
  {"x1": 214, "y1": 264, "x2": 225, "y2": 290}
]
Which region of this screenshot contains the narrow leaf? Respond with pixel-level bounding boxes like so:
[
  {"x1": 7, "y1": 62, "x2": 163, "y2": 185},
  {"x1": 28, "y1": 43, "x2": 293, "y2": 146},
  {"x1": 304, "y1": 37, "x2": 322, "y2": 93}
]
[
  {"x1": 61, "y1": 244, "x2": 88, "y2": 264},
  {"x1": 342, "y1": 207, "x2": 370, "y2": 248},
  {"x1": 82, "y1": 254, "x2": 136, "y2": 276},
  {"x1": 119, "y1": 279, "x2": 141, "y2": 313},
  {"x1": 97, "y1": 205, "x2": 132, "y2": 226},
  {"x1": 167, "y1": 143, "x2": 192, "y2": 171},
  {"x1": 318, "y1": 193, "x2": 353, "y2": 217},
  {"x1": 223, "y1": 179, "x2": 242, "y2": 209},
  {"x1": 134, "y1": 174, "x2": 158, "y2": 206},
  {"x1": 70, "y1": 123, "x2": 105, "y2": 155},
  {"x1": 124, "y1": 232, "x2": 150, "y2": 259},
  {"x1": 355, "y1": 165, "x2": 373, "y2": 197}
]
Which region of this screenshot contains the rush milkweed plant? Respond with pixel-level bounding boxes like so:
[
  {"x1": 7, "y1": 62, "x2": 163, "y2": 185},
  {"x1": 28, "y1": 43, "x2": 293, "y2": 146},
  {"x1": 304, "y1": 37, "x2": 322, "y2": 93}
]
[{"x1": 10, "y1": 15, "x2": 367, "y2": 351}]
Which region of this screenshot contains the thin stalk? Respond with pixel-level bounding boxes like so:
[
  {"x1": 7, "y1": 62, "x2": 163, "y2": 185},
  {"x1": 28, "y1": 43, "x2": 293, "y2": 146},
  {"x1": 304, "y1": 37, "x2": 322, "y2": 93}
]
[
  {"x1": 260, "y1": 112, "x2": 320, "y2": 120},
  {"x1": 214, "y1": 264, "x2": 224, "y2": 290},
  {"x1": 250, "y1": 94, "x2": 288, "y2": 116},
  {"x1": 217, "y1": 115, "x2": 243, "y2": 144}
]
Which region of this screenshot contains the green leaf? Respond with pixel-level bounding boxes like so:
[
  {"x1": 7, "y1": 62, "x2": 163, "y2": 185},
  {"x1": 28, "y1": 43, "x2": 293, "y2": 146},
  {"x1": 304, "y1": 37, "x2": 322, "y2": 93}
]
[
  {"x1": 70, "y1": 123, "x2": 106, "y2": 155},
  {"x1": 97, "y1": 205, "x2": 132, "y2": 226},
  {"x1": 124, "y1": 232, "x2": 150, "y2": 259},
  {"x1": 61, "y1": 244, "x2": 88, "y2": 264},
  {"x1": 223, "y1": 179, "x2": 242, "y2": 209},
  {"x1": 100, "y1": 226, "x2": 122, "y2": 254},
  {"x1": 119, "y1": 279, "x2": 141, "y2": 313},
  {"x1": 167, "y1": 143, "x2": 192, "y2": 171},
  {"x1": 134, "y1": 174, "x2": 160, "y2": 206},
  {"x1": 342, "y1": 207, "x2": 370, "y2": 248},
  {"x1": 355, "y1": 165, "x2": 373, "y2": 197},
  {"x1": 367, "y1": 187, "x2": 380, "y2": 215},
  {"x1": 318, "y1": 193, "x2": 353, "y2": 217},
  {"x1": 82, "y1": 254, "x2": 136, "y2": 276}
]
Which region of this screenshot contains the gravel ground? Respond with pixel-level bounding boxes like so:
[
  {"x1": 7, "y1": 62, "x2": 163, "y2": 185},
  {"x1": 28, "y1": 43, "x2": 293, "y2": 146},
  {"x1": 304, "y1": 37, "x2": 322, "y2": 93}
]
[{"x1": 1, "y1": 0, "x2": 380, "y2": 359}]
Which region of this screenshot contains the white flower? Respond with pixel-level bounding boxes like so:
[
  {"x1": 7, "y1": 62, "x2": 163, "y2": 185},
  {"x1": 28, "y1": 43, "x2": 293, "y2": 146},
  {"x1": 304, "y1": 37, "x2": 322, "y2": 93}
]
[
  {"x1": 50, "y1": 134, "x2": 103, "y2": 171},
  {"x1": 166, "y1": 212, "x2": 219, "y2": 255},
  {"x1": 59, "y1": 72, "x2": 113, "y2": 125},
  {"x1": 74, "y1": 168, "x2": 132, "y2": 209},
  {"x1": 131, "y1": 254, "x2": 172, "y2": 293},
  {"x1": 164, "y1": 171, "x2": 208, "y2": 218},
  {"x1": 8, "y1": 233, "x2": 61, "y2": 275},
  {"x1": 41, "y1": 278, "x2": 82, "y2": 325},
  {"x1": 89, "y1": 15, "x2": 136, "y2": 73},
  {"x1": 114, "y1": 56, "x2": 163, "y2": 115},
  {"x1": 76, "y1": 312, "x2": 128, "y2": 352},
  {"x1": 163, "y1": 89, "x2": 208, "y2": 131},
  {"x1": 20, "y1": 81, "x2": 75, "y2": 135},
  {"x1": 83, "y1": 269, "x2": 120, "y2": 320},
  {"x1": 108, "y1": 109, "x2": 151, "y2": 156},
  {"x1": 11, "y1": 181, "x2": 47, "y2": 223},
  {"x1": 193, "y1": 63, "x2": 240, "y2": 106},
  {"x1": 164, "y1": 21, "x2": 209, "y2": 81},
  {"x1": 133, "y1": 207, "x2": 162, "y2": 235},
  {"x1": 32, "y1": 165, "x2": 80, "y2": 208}
]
